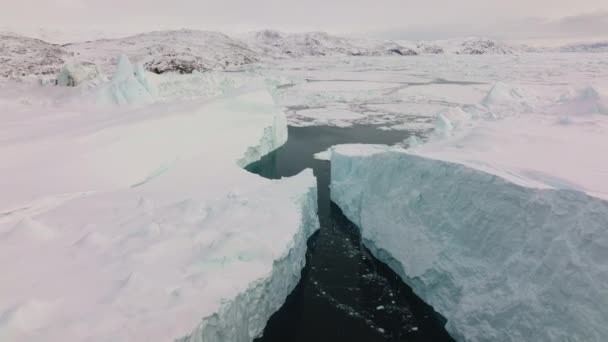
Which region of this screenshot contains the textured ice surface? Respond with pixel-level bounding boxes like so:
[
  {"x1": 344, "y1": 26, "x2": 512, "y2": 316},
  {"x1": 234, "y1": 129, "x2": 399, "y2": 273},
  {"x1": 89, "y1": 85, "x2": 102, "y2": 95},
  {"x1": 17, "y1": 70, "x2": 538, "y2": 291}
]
[
  {"x1": 0, "y1": 80, "x2": 319, "y2": 342},
  {"x1": 331, "y1": 145, "x2": 608, "y2": 342}
]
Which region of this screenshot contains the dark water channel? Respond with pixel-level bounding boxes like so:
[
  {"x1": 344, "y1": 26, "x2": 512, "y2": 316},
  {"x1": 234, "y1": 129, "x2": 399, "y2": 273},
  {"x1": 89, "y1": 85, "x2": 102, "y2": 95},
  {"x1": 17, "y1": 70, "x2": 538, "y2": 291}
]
[{"x1": 246, "y1": 125, "x2": 454, "y2": 342}]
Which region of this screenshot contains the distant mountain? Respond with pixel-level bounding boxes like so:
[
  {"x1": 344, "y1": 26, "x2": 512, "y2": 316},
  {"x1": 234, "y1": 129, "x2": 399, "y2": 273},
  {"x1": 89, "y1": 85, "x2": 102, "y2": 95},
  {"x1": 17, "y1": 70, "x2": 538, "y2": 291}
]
[
  {"x1": 3, "y1": 28, "x2": 604, "y2": 80},
  {"x1": 0, "y1": 27, "x2": 129, "y2": 45},
  {"x1": 244, "y1": 31, "x2": 525, "y2": 57},
  {"x1": 243, "y1": 30, "x2": 418, "y2": 57},
  {"x1": 559, "y1": 41, "x2": 608, "y2": 53},
  {"x1": 404, "y1": 38, "x2": 519, "y2": 55}
]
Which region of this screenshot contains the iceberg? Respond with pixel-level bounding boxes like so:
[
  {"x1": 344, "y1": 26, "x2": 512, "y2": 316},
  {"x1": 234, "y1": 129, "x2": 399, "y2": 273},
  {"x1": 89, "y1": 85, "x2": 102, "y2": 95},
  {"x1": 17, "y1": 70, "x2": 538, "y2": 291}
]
[
  {"x1": 0, "y1": 80, "x2": 319, "y2": 342},
  {"x1": 56, "y1": 61, "x2": 102, "y2": 87},
  {"x1": 330, "y1": 145, "x2": 608, "y2": 341},
  {"x1": 328, "y1": 76, "x2": 608, "y2": 342},
  {"x1": 97, "y1": 54, "x2": 155, "y2": 104}
]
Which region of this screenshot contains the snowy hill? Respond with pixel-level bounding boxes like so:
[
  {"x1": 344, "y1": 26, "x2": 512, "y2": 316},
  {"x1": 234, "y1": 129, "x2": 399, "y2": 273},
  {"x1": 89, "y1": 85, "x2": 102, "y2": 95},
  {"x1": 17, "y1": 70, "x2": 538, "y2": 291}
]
[
  {"x1": 410, "y1": 38, "x2": 518, "y2": 55},
  {"x1": 3, "y1": 28, "x2": 606, "y2": 81},
  {"x1": 0, "y1": 27, "x2": 130, "y2": 45},
  {"x1": 0, "y1": 34, "x2": 71, "y2": 79},
  {"x1": 65, "y1": 30, "x2": 261, "y2": 75},
  {"x1": 454, "y1": 38, "x2": 517, "y2": 54}
]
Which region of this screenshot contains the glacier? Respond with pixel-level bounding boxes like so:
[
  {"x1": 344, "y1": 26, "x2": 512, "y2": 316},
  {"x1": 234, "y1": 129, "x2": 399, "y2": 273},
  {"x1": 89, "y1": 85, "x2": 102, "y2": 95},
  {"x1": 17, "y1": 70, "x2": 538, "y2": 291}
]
[{"x1": 0, "y1": 75, "x2": 319, "y2": 342}]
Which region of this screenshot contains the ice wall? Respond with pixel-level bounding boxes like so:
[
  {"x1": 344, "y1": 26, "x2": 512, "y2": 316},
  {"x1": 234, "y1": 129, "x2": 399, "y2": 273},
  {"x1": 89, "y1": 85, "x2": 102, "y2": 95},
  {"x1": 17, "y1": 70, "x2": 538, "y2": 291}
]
[
  {"x1": 178, "y1": 176, "x2": 318, "y2": 342},
  {"x1": 330, "y1": 145, "x2": 608, "y2": 342}
]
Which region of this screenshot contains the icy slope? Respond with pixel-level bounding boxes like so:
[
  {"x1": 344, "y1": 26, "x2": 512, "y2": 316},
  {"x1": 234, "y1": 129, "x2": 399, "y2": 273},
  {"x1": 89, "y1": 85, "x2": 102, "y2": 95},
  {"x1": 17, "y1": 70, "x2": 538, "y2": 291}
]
[
  {"x1": 65, "y1": 30, "x2": 260, "y2": 75},
  {"x1": 331, "y1": 145, "x2": 608, "y2": 342},
  {"x1": 0, "y1": 81, "x2": 319, "y2": 342}
]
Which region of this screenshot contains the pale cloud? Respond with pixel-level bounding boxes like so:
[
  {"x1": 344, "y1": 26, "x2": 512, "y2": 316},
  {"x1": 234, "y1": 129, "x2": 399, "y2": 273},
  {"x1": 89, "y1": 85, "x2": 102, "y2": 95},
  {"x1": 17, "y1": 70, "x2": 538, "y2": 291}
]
[
  {"x1": 368, "y1": 11, "x2": 608, "y2": 41},
  {"x1": 0, "y1": 0, "x2": 607, "y2": 39}
]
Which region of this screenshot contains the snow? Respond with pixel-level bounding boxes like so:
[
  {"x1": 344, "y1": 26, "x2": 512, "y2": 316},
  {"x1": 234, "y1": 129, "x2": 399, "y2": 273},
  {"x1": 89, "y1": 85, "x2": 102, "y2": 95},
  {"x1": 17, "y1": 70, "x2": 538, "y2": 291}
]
[
  {"x1": 0, "y1": 76, "x2": 319, "y2": 341},
  {"x1": 0, "y1": 27, "x2": 131, "y2": 45},
  {"x1": 329, "y1": 80, "x2": 608, "y2": 341}
]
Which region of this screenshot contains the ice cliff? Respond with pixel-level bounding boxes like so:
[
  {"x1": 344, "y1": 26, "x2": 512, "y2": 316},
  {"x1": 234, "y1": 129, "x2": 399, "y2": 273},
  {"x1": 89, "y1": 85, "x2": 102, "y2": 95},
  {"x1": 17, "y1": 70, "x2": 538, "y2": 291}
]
[{"x1": 330, "y1": 145, "x2": 608, "y2": 341}]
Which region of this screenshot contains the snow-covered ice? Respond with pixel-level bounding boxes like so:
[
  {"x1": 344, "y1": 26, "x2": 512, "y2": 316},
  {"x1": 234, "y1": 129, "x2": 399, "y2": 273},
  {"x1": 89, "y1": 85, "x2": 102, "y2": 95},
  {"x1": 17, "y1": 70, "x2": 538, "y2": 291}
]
[
  {"x1": 330, "y1": 80, "x2": 608, "y2": 341},
  {"x1": 0, "y1": 75, "x2": 319, "y2": 341}
]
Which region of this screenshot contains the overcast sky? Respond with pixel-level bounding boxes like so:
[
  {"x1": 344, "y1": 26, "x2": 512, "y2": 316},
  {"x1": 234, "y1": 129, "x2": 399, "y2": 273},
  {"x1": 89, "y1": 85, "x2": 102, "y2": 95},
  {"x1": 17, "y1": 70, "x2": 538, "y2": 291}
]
[{"x1": 1, "y1": 0, "x2": 607, "y2": 40}]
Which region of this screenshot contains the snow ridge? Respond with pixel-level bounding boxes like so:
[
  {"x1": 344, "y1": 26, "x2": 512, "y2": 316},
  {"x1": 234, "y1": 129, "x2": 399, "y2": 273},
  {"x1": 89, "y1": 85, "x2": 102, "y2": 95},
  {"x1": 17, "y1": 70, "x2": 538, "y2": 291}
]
[{"x1": 330, "y1": 146, "x2": 608, "y2": 342}]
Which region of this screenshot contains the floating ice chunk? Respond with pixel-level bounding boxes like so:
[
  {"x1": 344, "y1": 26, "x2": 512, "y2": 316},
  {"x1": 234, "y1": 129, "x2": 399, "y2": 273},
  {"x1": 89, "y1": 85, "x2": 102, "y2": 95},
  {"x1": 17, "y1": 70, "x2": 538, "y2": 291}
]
[
  {"x1": 314, "y1": 148, "x2": 332, "y2": 161},
  {"x1": 553, "y1": 86, "x2": 608, "y2": 115},
  {"x1": 406, "y1": 135, "x2": 422, "y2": 148},
  {"x1": 56, "y1": 62, "x2": 102, "y2": 87},
  {"x1": 433, "y1": 107, "x2": 471, "y2": 137},
  {"x1": 97, "y1": 54, "x2": 154, "y2": 105},
  {"x1": 434, "y1": 114, "x2": 454, "y2": 137},
  {"x1": 479, "y1": 82, "x2": 539, "y2": 117},
  {"x1": 134, "y1": 62, "x2": 158, "y2": 96},
  {"x1": 482, "y1": 82, "x2": 528, "y2": 107}
]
